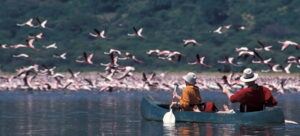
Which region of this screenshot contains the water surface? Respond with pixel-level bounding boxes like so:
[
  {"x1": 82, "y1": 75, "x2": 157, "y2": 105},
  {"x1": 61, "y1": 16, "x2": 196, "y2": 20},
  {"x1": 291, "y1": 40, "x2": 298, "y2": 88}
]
[{"x1": 0, "y1": 91, "x2": 299, "y2": 136}]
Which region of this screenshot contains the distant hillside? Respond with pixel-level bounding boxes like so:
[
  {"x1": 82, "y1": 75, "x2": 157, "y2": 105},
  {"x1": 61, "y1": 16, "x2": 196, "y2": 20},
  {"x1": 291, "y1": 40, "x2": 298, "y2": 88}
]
[{"x1": 0, "y1": 0, "x2": 299, "y2": 73}]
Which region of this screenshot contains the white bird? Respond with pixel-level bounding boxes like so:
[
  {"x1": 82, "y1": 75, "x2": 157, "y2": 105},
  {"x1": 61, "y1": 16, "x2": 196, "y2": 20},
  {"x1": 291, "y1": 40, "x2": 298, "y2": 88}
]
[
  {"x1": 183, "y1": 39, "x2": 202, "y2": 47},
  {"x1": 278, "y1": 40, "x2": 300, "y2": 51},
  {"x1": 10, "y1": 39, "x2": 39, "y2": 51},
  {"x1": 1, "y1": 44, "x2": 8, "y2": 49},
  {"x1": 104, "y1": 49, "x2": 121, "y2": 56},
  {"x1": 28, "y1": 33, "x2": 44, "y2": 39},
  {"x1": 53, "y1": 52, "x2": 67, "y2": 60},
  {"x1": 146, "y1": 49, "x2": 160, "y2": 56},
  {"x1": 16, "y1": 18, "x2": 35, "y2": 27},
  {"x1": 218, "y1": 57, "x2": 239, "y2": 66},
  {"x1": 213, "y1": 26, "x2": 222, "y2": 34},
  {"x1": 252, "y1": 58, "x2": 272, "y2": 64},
  {"x1": 36, "y1": 18, "x2": 47, "y2": 28},
  {"x1": 255, "y1": 40, "x2": 273, "y2": 52},
  {"x1": 128, "y1": 27, "x2": 144, "y2": 38},
  {"x1": 235, "y1": 47, "x2": 249, "y2": 52},
  {"x1": 188, "y1": 54, "x2": 212, "y2": 68},
  {"x1": 12, "y1": 53, "x2": 30, "y2": 58},
  {"x1": 89, "y1": 29, "x2": 111, "y2": 39},
  {"x1": 43, "y1": 43, "x2": 57, "y2": 49},
  {"x1": 76, "y1": 52, "x2": 95, "y2": 65}
]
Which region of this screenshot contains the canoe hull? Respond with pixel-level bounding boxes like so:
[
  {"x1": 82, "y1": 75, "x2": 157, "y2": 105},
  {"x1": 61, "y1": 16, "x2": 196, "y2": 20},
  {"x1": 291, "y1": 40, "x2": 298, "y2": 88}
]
[{"x1": 141, "y1": 97, "x2": 284, "y2": 124}]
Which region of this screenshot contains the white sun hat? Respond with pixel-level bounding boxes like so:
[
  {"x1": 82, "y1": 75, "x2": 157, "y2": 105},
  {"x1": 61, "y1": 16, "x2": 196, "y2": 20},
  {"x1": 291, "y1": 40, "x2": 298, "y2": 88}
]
[
  {"x1": 182, "y1": 72, "x2": 197, "y2": 84},
  {"x1": 240, "y1": 68, "x2": 258, "y2": 82}
]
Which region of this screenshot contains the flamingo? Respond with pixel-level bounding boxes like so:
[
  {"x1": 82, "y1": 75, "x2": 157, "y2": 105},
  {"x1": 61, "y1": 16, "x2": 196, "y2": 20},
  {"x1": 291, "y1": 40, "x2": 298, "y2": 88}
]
[
  {"x1": 43, "y1": 43, "x2": 57, "y2": 49},
  {"x1": 235, "y1": 47, "x2": 249, "y2": 52},
  {"x1": 252, "y1": 58, "x2": 272, "y2": 65},
  {"x1": 188, "y1": 54, "x2": 212, "y2": 68},
  {"x1": 255, "y1": 40, "x2": 273, "y2": 52},
  {"x1": 68, "y1": 69, "x2": 80, "y2": 78},
  {"x1": 10, "y1": 39, "x2": 39, "y2": 51},
  {"x1": 89, "y1": 29, "x2": 110, "y2": 39},
  {"x1": 213, "y1": 26, "x2": 222, "y2": 34},
  {"x1": 128, "y1": 27, "x2": 144, "y2": 38},
  {"x1": 119, "y1": 52, "x2": 144, "y2": 63},
  {"x1": 16, "y1": 18, "x2": 35, "y2": 27},
  {"x1": 278, "y1": 40, "x2": 300, "y2": 51},
  {"x1": 12, "y1": 53, "x2": 30, "y2": 59},
  {"x1": 287, "y1": 56, "x2": 300, "y2": 64},
  {"x1": 146, "y1": 49, "x2": 160, "y2": 56},
  {"x1": 166, "y1": 51, "x2": 185, "y2": 62},
  {"x1": 183, "y1": 39, "x2": 202, "y2": 47},
  {"x1": 217, "y1": 56, "x2": 239, "y2": 66},
  {"x1": 28, "y1": 33, "x2": 44, "y2": 39},
  {"x1": 53, "y1": 52, "x2": 67, "y2": 60},
  {"x1": 75, "y1": 52, "x2": 95, "y2": 65},
  {"x1": 104, "y1": 49, "x2": 121, "y2": 56},
  {"x1": 238, "y1": 49, "x2": 263, "y2": 60},
  {"x1": 1, "y1": 44, "x2": 8, "y2": 49},
  {"x1": 35, "y1": 17, "x2": 47, "y2": 28},
  {"x1": 117, "y1": 66, "x2": 135, "y2": 80}
]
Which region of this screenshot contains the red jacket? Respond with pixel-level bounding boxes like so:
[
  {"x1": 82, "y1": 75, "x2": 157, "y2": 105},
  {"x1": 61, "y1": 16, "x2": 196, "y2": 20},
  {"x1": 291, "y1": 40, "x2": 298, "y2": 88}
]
[{"x1": 230, "y1": 86, "x2": 277, "y2": 112}]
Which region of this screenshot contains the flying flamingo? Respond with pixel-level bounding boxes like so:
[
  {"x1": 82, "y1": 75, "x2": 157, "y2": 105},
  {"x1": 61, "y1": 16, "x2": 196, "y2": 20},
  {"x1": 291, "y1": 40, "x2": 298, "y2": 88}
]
[
  {"x1": 104, "y1": 49, "x2": 122, "y2": 56},
  {"x1": 287, "y1": 56, "x2": 300, "y2": 64},
  {"x1": 146, "y1": 49, "x2": 160, "y2": 56},
  {"x1": 252, "y1": 58, "x2": 272, "y2": 65},
  {"x1": 278, "y1": 40, "x2": 300, "y2": 51},
  {"x1": 235, "y1": 47, "x2": 249, "y2": 52},
  {"x1": 166, "y1": 51, "x2": 185, "y2": 62},
  {"x1": 188, "y1": 54, "x2": 212, "y2": 68},
  {"x1": 17, "y1": 18, "x2": 35, "y2": 27},
  {"x1": 12, "y1": 54, "x2": 33, "y2": 60},
  {"x1": 75, "y1": 52, "x2": 96, "y2": 65},
  {"x1": 255, "y1": 40, "x2": 273, "y2": 52},
  {"x1": 35, "y1": 17, "x2": 47, "y2": 28},
  {"x1": 68, "y1": 69, "x2": 81, "y2": 78},
  {"x1": 128, "y1": 27, "x2": 144, "y2": 38},
  {"x1": 183, "y1": 39, "x2": 202, "y2": 47},
  {"x1": 119, "y1": 52, "x2": 144, "y2": 63},
  {"x1": 53, "y1": 53, "x2": 67, "y2": 60},
  {"x1": 213, "y1": 26, "x2": 222, "y2": 34},
  {"x1": 10, "y1": 39, "x2": 39, "y2": 51},
  {"x1": 28, "y1": 33, "x2": 44, "y2": 39},
  {"x1": 89, "y1": 29, "x2": 111, "y2": 40},
  {"x1": 1, "y1": 44, "x2": 8, "y2": 49},
  {"x1": 218, "y1": 56, "x2": 239, "y2": 66},
  {"x1": 43, "y1": 43, "x2": 57, "y2": 49}
]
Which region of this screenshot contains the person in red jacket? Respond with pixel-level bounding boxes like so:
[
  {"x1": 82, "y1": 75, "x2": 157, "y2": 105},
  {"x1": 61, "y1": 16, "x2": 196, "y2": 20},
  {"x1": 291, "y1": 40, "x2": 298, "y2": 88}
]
[{"x1": 222, "y1": 68, "x2": 278, "y2": 112}]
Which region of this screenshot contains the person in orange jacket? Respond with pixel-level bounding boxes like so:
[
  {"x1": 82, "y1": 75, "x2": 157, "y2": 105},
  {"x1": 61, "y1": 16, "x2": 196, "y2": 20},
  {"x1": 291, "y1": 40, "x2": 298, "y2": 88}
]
[{"x1": 173, "y1": 72, "x2": 202, "y2": 111}]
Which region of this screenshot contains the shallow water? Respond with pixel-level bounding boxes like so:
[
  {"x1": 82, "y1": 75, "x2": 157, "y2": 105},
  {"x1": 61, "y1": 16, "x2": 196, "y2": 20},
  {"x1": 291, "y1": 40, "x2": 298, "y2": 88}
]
[{"x1": 0, "y1": 90, "x2": 299, "y2": 136}]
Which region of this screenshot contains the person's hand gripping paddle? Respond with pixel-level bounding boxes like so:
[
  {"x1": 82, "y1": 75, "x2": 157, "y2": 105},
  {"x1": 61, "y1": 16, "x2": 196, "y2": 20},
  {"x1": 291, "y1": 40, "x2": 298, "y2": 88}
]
[{"x1": 163, "y1": 84, "x2": 178, "y2": 124}]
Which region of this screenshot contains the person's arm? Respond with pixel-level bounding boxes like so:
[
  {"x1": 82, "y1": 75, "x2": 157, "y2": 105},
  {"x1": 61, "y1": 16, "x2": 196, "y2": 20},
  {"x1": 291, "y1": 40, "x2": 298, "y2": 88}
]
[
  {"x1": 223, "y1": 88, "x2": 233, "y2": 99},
  {"x1": 263, "y1": 87, "x2": 278, "y2": 106},
  {"x1": 173, "y1": 91, "x2": 181, "y2": 100}
]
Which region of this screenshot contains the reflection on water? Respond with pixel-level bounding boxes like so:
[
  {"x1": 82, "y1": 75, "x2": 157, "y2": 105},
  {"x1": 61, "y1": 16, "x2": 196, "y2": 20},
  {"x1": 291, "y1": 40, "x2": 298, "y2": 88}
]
[{"x1": 0, "y1": 91, "x2": 299, "y2": 135}]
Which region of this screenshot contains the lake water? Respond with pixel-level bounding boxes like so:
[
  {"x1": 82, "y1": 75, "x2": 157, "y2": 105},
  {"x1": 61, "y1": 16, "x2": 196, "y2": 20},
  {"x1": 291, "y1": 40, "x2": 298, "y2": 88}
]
[{"x1": 0, "y1": 90, "x2": 299, "y2": 136}]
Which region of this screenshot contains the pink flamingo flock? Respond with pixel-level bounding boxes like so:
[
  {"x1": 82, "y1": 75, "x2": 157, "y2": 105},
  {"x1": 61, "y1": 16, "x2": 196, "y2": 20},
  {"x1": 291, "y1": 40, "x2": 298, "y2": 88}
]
[{"x1": 0, "y1": 18, "x2": 299, "y2": 93}]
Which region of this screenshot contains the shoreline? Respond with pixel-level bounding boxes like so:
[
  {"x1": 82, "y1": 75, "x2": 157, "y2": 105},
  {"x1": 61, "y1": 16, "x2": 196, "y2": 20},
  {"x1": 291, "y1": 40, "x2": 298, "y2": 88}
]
[{"x1": 0, "y1": 71, "x2": 299, "y2": 93}]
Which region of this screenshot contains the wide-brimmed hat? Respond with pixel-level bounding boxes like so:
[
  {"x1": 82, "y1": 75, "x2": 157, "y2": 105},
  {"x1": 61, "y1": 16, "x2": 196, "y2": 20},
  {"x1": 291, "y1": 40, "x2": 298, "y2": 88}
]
[
  {"x1": 240, "y1": 68, "x2": 258, "y2": 82},
  {"x1": 182, "y1": 72, "x2": 197, "y2": 84}
]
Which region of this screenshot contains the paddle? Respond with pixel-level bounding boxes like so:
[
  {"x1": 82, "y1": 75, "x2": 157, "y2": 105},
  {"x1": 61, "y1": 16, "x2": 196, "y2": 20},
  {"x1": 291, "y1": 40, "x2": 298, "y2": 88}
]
[{"x1": 163, "y1": 84, "x2": 178, "y2": 124}]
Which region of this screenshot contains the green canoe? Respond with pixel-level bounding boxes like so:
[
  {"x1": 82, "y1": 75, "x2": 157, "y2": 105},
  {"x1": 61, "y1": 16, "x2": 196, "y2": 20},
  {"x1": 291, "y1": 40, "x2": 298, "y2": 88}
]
[{"x1": 141, "y1": 97, "x2": 285, "y2": 124}]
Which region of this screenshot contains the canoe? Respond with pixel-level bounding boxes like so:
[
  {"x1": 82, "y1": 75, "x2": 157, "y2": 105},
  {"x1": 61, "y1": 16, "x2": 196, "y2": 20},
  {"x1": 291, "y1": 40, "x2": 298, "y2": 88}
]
[{"x1": 141, "y1": 97, "x2": 285, "y2": 124}]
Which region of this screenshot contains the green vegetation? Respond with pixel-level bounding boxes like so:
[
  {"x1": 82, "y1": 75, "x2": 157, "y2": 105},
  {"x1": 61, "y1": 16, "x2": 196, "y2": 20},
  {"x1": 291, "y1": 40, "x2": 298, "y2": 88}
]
[{"x1": 0, "y1": 0, "x2": 299, "y2": 73}]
